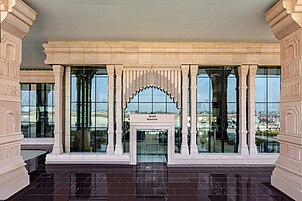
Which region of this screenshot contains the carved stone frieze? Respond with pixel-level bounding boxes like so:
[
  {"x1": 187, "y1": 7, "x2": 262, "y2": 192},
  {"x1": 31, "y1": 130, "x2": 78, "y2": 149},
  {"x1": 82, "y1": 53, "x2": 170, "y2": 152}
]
[
  {"x1": 281, "y1": 60, "x2": 300, "y2": 81},
  {"x1": 0, "y1": 144, "x2": 20, "y2": 161},
  {"x1": 280, "y1": 106, "x2": 299, "y2": 135},
  {"x1": 281, "y1": 33, "x2": 301, "y2": 65},
  {"x1": 0, "y1": 80, "x2": 20, "y2": 97},
  {"x1": 280, "y1": 143, "x2": 301, "y2": 161},
  {"x1": 281, "y1": 82, "x2": 301, "y2": 100}
]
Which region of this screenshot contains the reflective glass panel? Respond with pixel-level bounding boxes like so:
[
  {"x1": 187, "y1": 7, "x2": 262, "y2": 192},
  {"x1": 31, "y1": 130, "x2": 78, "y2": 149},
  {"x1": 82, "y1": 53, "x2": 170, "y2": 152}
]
[
  {"x1": 255, "y1": 66, "x2": 280, "y2": 153},
  {"x1": 197, "y1": 66, "x2": 238, "y2": 153},
  {"x1": 70, "y1": 66, "x2": 108, "y2": 152}
]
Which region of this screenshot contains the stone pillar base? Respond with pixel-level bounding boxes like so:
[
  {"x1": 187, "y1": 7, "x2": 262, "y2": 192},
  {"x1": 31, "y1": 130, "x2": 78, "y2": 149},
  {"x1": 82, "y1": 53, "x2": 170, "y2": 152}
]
[
  {"x1": 52, "y1": 145, "x2": 63, "y2": 155},
  {"x1": 114, "y1": 145, "x2": 123, "y2": 155},
  {"x1": 249, "y1": 146, "x2": 258, "y2": 155},
  {"x1": 106, "y1": 145, "x2": 115, "y2": 155},
  {"x1": 0, "y1": 161, "x2": 29, "y2": 200},
  {"x1": 238, "y1": 145, "x2": 249, "y2": 155},
  {"x1": 271, "y1": 166, "x2": 302, "y2": 201},
  {"x1": 181, "y1": 145, "x2": 189, "y2": 155},
  {"x1": 190, "y1": 145, "x2": 198, "y2": 155}
]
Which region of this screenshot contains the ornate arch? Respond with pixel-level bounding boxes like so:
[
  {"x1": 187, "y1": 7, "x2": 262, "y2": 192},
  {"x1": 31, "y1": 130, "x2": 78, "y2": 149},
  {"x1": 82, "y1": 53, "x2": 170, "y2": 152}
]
[{"x1": 122, "y1": 68, "x2": 181, "y2": 109}]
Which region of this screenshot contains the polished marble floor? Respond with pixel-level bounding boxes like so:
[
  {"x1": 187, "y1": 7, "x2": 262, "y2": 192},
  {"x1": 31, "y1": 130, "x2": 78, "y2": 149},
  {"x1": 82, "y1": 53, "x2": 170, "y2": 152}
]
[{"x1": 9, "y1": 164, "x2": 293, "y2": 201}]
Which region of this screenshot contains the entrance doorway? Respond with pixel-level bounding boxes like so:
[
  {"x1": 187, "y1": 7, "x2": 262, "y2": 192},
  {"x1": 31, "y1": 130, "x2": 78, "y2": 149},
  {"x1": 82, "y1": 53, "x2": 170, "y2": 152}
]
[
  {"x1": 129, "y1": 114, "x2": 175, "y2": 165},
  {"x1": 137, "y1": 129, "x2": 168, "y2": 163}
]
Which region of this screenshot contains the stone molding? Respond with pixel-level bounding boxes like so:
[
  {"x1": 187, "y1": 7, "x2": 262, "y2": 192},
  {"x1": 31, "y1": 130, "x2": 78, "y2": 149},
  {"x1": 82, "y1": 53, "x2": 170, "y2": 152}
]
[
  {"x1": 20, "y1": 70, "x2": 55, "y2": 83},
  {"x1": 1, "y1": 0, "x2": 36, "y2": 39},
  {"x1": 43, "y1": 41, "x2": 280, "y2": 66},
  {"x1": 266, "y1": 0, "x2": 302, "y2": 40}
]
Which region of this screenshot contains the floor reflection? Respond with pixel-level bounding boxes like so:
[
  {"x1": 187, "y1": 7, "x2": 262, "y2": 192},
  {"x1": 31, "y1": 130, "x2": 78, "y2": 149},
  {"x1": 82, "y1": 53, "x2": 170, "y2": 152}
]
[{"x1": 9, "y1": 164, "x2": 294, "y2": 201}]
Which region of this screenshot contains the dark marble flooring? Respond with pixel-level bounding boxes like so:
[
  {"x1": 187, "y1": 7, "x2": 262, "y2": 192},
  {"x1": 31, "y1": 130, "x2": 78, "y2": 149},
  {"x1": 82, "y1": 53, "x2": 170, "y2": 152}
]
[{"x1": 8, "y1": 163, "x2": 293, "y2": 201}]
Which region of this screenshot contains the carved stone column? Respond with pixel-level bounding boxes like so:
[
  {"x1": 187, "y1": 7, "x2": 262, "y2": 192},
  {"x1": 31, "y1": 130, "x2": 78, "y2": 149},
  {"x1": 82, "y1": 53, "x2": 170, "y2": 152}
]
[
  {"x1": 266, "y1": 1, "x2": 302, "y2": 199},
  {"x1": 247, "y1": 64, "x2": 258, "y2": 155},
  {"x1": 52, "y1": 65, "x2": 64, "y2": 154},
  {"x1": 0, "y1": 0, "x2": 36, "y2": 199},
  {"x1": 190, "y1": 65, "x2": 198, "y2": 155},
  {"x1": 106, "y1": 65, "x2": 115, "y2": 155},
  {"x1": 181, "y1": 65, "x2": 189, "y2": 155},
  {"x1": 238, "y1": 65, "x2": 249, "y2": 155},
  {"x1": 115, "y1": 65, "x2": 123, "y2": 155}
]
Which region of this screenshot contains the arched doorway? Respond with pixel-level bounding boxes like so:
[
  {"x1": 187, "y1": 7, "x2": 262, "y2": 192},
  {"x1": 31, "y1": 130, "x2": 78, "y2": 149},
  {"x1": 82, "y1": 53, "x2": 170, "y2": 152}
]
[{"x1": 123, "y1": 87, "x2": 180, "y2": 164}]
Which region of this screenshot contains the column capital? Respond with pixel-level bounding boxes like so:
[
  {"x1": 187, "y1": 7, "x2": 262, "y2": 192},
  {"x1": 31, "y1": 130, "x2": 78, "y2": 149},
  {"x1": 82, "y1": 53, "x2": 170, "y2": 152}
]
[
  {"x1": 249, "y1": 64, "x2": 258, "y2": 77},
  {"x1": 115, "y1": 64, "x2": 123, "y2": 76},
  {"x1": 53, "y1": 65, "x2": 64, "y2": 76},
  {"x1": 1, "y1": 0, "x2": 36, "y2": 38},
  {"x1": 190, "y1": 64, "x2": 199, "y2": 76},
  {"x1": 106, "y1": 64, "x2": 115, "y2": 75},
  {"x1": 181, "y1": 64, "x2": 189, "y2": 75},
  {"x1": 238, "y1": 64, "x2": 249, "y2": 77}
]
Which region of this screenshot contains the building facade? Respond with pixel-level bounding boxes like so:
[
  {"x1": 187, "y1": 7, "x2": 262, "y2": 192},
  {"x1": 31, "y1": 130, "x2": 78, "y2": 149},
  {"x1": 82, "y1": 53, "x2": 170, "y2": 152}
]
[
  {"x1": 19, "y1": 41, "x2": 281, "y2": 165},
  {"x1": 1, "y1": 0, "x2": 302, "y2": 200}
]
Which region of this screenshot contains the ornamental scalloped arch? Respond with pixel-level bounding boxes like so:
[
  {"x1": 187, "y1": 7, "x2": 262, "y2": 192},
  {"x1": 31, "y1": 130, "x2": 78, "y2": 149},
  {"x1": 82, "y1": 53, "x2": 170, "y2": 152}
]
[
  {"x1": 123, "y1": 70, "x2": 181, "y2": 109},
  {"x1": 126, "y1": 85, "x2": 178, "y2": 109}
]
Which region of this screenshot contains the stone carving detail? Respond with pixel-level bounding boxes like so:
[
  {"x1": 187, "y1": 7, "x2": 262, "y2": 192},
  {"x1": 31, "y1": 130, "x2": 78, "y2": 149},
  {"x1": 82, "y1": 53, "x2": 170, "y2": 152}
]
[
  {"x1": 123, "y1": 67, "x2": 181, "y2": 108},
  {"x1": 5, "y1": 113, "x2": 15, "y2": 134},
  {"x1": 0, "y1": 144, "x2": 21, "y2": 161},
  {"x1": 281, "y1": 82, "x2": 301, "y2": 99},
  {"x1": 0, "y1": 81, "x2": 19, "y2": 97},
  {"x1": 0, "y1": 36, "x2": 21, "y2": 81},
  {"x1": 281, "y1": 144, "x2": 301, "y2": 161},
  {"x1": 281, "y1": 37, "x2": 300, "y2": 64},
  {"x1": 3, "y1": 109, "x2": 19, "y2": 134},
  {"x1": 282, "y1": 60, "x2": 300, "y2": 81},
  {"x1": 282, "y1": 107, "x2": 298, "y2": 135}
]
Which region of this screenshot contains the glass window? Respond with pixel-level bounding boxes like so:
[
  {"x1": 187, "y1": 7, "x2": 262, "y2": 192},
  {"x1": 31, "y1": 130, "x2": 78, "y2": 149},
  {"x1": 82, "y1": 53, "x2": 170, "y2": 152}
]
[
  {"x1": 153, "y1": 103, "x2": 166, "y2": 113},
  {"x1": 197, "y1": 66, "x2": 239, "y2": 153},
  {"x1": 227, "y1": 78, "x2": 237, "y2": 102},
  {"x1": 95, "y1": 103, "x2": 108, "y2": 127},
  {"x1": 255, "y1": 67, "x2": 281, "y2": 153},
  {"x1": 96, "y1": 75, "x2": 108, "y2": 102},
  {"x1": 139, "y1": 103, "x2": 152, "y2": 113},
  {"x1": 21, "y1": 83, "x2": 55, "y2": 138},
  {"x1": 268, "y1": 77, "x2": 280, "y2": 102},
  {"x1": 70, "y1": 66, "x2": 108, "y2": 153},
  {"x1": 153, "y1": 88, "x2": 167, "y2": 102},
  {"x1": 138, "y1": 88, "x2": 152, "y2": 102},
  {"x1": 197, "y1": 77, "x2": 211, "y2": 102}
]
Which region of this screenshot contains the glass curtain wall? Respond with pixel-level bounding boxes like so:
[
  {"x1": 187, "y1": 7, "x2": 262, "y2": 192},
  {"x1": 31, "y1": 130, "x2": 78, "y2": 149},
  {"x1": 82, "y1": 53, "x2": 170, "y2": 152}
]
[
  {"x1": 70, "y1": 67, "x2": 108, "y2": 152},
  {"x1": 255, "y1": 67, "x2": 280, "y2": 153},
  {"x1": 196, "y1": 66, "x2": 239, "y2": 153},
  {"x1": 123, "y1": 87, "x2": 181, "y2": 153},
  {"x1": 21, "y1": 83, "x2": 55, "y2": 138}
]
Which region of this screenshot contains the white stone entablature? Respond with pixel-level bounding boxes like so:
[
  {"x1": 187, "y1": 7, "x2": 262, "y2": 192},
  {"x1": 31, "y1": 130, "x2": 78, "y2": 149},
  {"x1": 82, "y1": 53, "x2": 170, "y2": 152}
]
[
  {"x1": 43, "y1": 41, "x2": 280, "y2": 66},
  {"x1": 20, "y1": 70, "x2": 55, "y2": 83}
]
